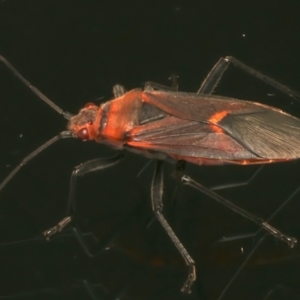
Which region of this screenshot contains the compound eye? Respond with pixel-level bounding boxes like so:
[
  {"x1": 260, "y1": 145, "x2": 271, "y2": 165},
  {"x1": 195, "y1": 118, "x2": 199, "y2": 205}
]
[
  {"x1": 77, "y1": 128, "x2": 89, "y2": 140},
  {"x1": 84, "y1": 102, "x2": 95, "y2": 108}
]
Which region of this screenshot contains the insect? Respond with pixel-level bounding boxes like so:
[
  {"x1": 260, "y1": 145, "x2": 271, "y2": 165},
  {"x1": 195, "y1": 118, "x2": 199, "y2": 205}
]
[{"x1": 0, "y1": 55, "x2": 299, "y2": 294}]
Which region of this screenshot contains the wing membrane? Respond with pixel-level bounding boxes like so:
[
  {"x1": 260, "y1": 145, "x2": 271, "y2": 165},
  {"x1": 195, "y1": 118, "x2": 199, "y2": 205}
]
[
  {"x1": 128, "y1": 115, "x2": 257, "y2": 160},
  {"x1": 219, "y1": 110, "x2": 300, "y2": 159},
  {"x1": 141, "y1": 91, "x2": 300, "y2": 160},
  {"x1": 142, "y1": 91, "x2": 266, "y2": 122}
]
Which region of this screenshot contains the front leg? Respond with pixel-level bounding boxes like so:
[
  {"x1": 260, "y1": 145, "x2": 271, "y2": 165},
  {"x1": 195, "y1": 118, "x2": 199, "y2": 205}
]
[{"x1": 44, "y1": 154, "x2": 123, "y2": 240}]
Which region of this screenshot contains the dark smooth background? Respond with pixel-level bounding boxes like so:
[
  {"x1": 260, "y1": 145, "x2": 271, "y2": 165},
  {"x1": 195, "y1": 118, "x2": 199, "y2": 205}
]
[{"x1": 0, "y1": 1, "x2": 300, "y2": 299}]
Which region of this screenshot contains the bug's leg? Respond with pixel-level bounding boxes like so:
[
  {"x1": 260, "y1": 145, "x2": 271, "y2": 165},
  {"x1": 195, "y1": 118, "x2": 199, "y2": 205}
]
[
  {"x1": 224, "y1": 56, "x2": 300, "y2": 100},
  {"x1": 144, "y1": 74, "x2": 179, "y2": 91},
  {"x1": 151, "y1": 160, "x2": 196, "y2": 294},
  {"x1": 173, "y1": 172, "x2": 297, "y2": 248},
  {"x1": 199, "y1": 56, "x2": 300, "y2": 100},
  {"x1": 43, "y1": 154, "x2": 123, "y2": 240},
  {"x1": 113, "y1": 84, "x2": 127, "y2": 98},
  {"x1": 45, "y1": 86, "x2": 128, "y2": 244},
  {"x1": 217, "y1": 185, "x2": 300, "y2": 300},
  {"x1": 44, "y1": 83, "x2": 127, "y2": 240},
  {"x1": 198, "y1": 57, "x2": 230, "y2": 94},
  {"x1": 169, "y1": 73, "x2": 179, "y2": 90}
]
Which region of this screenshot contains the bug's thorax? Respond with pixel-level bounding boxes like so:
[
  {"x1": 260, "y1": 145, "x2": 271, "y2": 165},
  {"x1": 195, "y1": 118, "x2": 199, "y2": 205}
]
[
  {"x1": 98, "y1": 90, "x2": 143, "y2": 147},
  {"x1": 68, "y1": 90, "x2": 144, "y2": 148}
]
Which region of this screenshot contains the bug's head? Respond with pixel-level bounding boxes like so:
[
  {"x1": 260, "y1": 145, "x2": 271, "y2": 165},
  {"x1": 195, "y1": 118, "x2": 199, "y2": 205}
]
[{"x1": 67, "y1": 102, "x2": 100, "y2": 141}]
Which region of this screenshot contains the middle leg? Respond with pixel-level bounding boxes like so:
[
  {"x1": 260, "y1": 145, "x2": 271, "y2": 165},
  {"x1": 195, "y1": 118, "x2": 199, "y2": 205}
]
[{"x1": 151, "y1": 160, "x2": 196, "y2": 294}]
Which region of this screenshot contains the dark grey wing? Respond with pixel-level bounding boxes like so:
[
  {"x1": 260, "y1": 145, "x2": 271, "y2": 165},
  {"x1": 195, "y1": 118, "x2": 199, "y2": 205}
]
[
  {"x1": 219, "y1": 110, "x2": 300, "y2": 159},
  {"x1": 143, "y1": 90, "x2": 300, "y2": 160},
  {"x1": 127, "y1": 116, "x2": 257, "y2": 160},
  {"x1": 142, "y1": 91, "x2": 267, "y2": 122}
]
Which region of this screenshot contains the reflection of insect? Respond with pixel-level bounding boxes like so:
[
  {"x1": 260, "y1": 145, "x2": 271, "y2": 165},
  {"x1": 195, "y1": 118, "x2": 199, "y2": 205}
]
[{"x1": 0, "y1": 55, "x2": 299, "y2": 294}]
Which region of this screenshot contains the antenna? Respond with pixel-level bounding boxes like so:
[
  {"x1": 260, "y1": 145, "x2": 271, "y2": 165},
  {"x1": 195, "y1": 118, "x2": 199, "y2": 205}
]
[
  {"x1": 0, "y1": 55, "x2": 75, "y2": 193},
  {"x1": 0, "y1": 131, "x2": 73, "y2": 192},
  {"x1": 0, "y1": 55, "x2": 73, "y2": 120}
]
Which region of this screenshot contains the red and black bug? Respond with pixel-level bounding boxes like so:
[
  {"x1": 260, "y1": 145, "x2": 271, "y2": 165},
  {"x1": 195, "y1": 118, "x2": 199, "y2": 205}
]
[{"x1": 0, "y1": 55, "x2": 299, "y2": 294}]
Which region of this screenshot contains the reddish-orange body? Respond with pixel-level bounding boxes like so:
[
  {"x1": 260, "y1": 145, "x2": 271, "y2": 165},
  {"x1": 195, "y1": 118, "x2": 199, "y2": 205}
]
[
  {"x1": 68, "y1": 89, "x2": 300, "y2": 166},
  {"x1": 0, "y1": 53, "x2": 299, "y2": 296}
]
